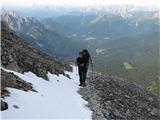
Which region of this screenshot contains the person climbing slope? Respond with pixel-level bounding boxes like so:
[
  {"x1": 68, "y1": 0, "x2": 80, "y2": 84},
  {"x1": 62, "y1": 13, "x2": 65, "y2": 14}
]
[
  {"x1": 76, "y1": 51, "x2": 87, "y2": 87},
  {"x1": 76, "y1": 49, "x2": 93, "y2": 87}
]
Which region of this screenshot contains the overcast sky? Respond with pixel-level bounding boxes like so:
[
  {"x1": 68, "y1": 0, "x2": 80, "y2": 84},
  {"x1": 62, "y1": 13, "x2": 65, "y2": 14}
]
[{"x1": 2, "y1": 0, "x2": 160, "y2": 7}]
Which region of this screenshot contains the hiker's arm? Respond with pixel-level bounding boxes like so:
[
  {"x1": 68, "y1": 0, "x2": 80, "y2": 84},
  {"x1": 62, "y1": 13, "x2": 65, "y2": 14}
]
[
  {"x1": 76, "y1": 60, "x2": 79, "y2": 66},
  {"x1": 76, "y1": 58, "x2": 81, "y2": 66},
  {"x1": 89, "y1": 56, "x2": 93, "y2": 66}
]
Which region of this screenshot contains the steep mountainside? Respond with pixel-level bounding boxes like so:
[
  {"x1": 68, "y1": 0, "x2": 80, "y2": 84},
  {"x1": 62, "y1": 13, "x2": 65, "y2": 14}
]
[{"x1": 1, "y1": 21, "x2": 72, "y2": 80}]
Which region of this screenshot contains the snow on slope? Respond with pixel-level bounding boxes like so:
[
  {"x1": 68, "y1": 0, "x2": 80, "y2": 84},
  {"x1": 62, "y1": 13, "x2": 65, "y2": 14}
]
[{"x1": 1, "y1": 66, "x2": 92, "y2": 119}]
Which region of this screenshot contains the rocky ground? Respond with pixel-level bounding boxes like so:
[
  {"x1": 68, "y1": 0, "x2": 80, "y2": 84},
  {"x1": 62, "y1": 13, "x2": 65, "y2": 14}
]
[
  {"x1": 1, "y1": 69, "x2": 37, "y2": 110},
  {"x1": 1, "y1": 69, "x2": 36, "y2": 98},
  {"x1": 79, "y1": 72, "x2": 160, "y2": 120}
]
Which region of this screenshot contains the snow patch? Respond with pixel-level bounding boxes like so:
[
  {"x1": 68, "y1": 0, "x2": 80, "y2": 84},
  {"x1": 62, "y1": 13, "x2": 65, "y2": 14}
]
[{"x1": 1, "y1": 66, "x2": 92, "y2": 119}]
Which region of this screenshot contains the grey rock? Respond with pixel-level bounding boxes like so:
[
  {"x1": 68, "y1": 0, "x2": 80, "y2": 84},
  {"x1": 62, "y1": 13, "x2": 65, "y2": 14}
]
[
  {"x1": 1, "y1": 100, "x2": 8, "y2": 111},
  {"x1": 13, "y1": 105, "x2": 19, "y2": 109},
  {"x1": 1, "y1": 69, "x2": 36, "y2": 98}
]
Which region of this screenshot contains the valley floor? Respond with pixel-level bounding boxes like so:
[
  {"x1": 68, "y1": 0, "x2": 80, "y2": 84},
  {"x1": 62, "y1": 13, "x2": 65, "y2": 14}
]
[{"x1": 1, "y1": 66, "x2": 92, "y2": 119}]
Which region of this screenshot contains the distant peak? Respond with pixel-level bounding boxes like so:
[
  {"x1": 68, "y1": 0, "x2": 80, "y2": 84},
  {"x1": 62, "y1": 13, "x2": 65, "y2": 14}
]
[{"x1": 2, "y1": 9, "x2": 18, "y2": 17}]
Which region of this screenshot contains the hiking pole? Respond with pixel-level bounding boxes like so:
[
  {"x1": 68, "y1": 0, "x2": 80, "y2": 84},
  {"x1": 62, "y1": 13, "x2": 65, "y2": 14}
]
[{"x1": 91, "y1": 63, "x2": 94, "y2": 80}]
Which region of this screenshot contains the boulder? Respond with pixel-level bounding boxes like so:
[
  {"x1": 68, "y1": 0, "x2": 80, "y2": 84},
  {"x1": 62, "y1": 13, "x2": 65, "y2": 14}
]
[{"x1": 1, "y1": 100, "x2": 8, "y2": 111}]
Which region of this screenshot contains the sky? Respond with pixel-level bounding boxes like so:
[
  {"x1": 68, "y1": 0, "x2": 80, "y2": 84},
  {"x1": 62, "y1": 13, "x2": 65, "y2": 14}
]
[{"x1": 2, "y1": 0, "x2": 160, "y2": 7}]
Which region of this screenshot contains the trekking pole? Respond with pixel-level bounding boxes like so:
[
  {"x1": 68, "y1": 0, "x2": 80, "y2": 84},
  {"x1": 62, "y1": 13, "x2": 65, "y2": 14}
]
[{"x1": 91, "y1": 63, "x2": 94, "y2": 80}]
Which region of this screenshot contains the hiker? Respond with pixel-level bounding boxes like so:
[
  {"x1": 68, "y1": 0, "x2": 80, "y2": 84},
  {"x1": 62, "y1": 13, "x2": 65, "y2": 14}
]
[
  {"x1": 76, "y1": 51, "x2": 87, "y2": 87},
  {"x1": 76, "y1": 49, "x2": 93, "y2": 86}
]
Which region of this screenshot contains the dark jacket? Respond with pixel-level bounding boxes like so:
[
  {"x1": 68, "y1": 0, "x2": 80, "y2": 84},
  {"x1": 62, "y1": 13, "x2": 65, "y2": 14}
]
[{"x1": 76, "y1": 57, "x2": 87, "y2": 70}]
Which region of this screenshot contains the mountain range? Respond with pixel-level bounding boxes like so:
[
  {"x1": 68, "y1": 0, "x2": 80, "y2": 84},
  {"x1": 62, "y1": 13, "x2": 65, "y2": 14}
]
[{"x1": 5, "y1": 4, "x2": 159, "y2": 19}]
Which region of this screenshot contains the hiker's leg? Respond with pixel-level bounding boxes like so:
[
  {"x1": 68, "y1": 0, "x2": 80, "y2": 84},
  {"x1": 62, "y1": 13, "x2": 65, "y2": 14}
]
[
  {"x1": 84, "y1": 68, "x2": 88, "y2": 81},
  {"x1": 82, "y1": 70, "x2": 86, "y2": 86},
  {"x1": 78, "y1": 68, "x2": 83, "y2": 86}
]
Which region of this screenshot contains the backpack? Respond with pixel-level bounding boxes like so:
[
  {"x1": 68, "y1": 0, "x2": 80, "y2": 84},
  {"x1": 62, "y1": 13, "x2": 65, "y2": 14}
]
[{"x1": 83, "y1": 49, "x2": 90, "y2": 64}]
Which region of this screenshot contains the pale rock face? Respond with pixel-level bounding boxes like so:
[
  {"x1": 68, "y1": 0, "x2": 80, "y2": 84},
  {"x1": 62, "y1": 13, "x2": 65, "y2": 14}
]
[
  {"x1": 1, "y1": 10, "x2": 52, "y2": 52},
  {"x1": 1, "y1": 10, "x2": 41, "y2": 32}
]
